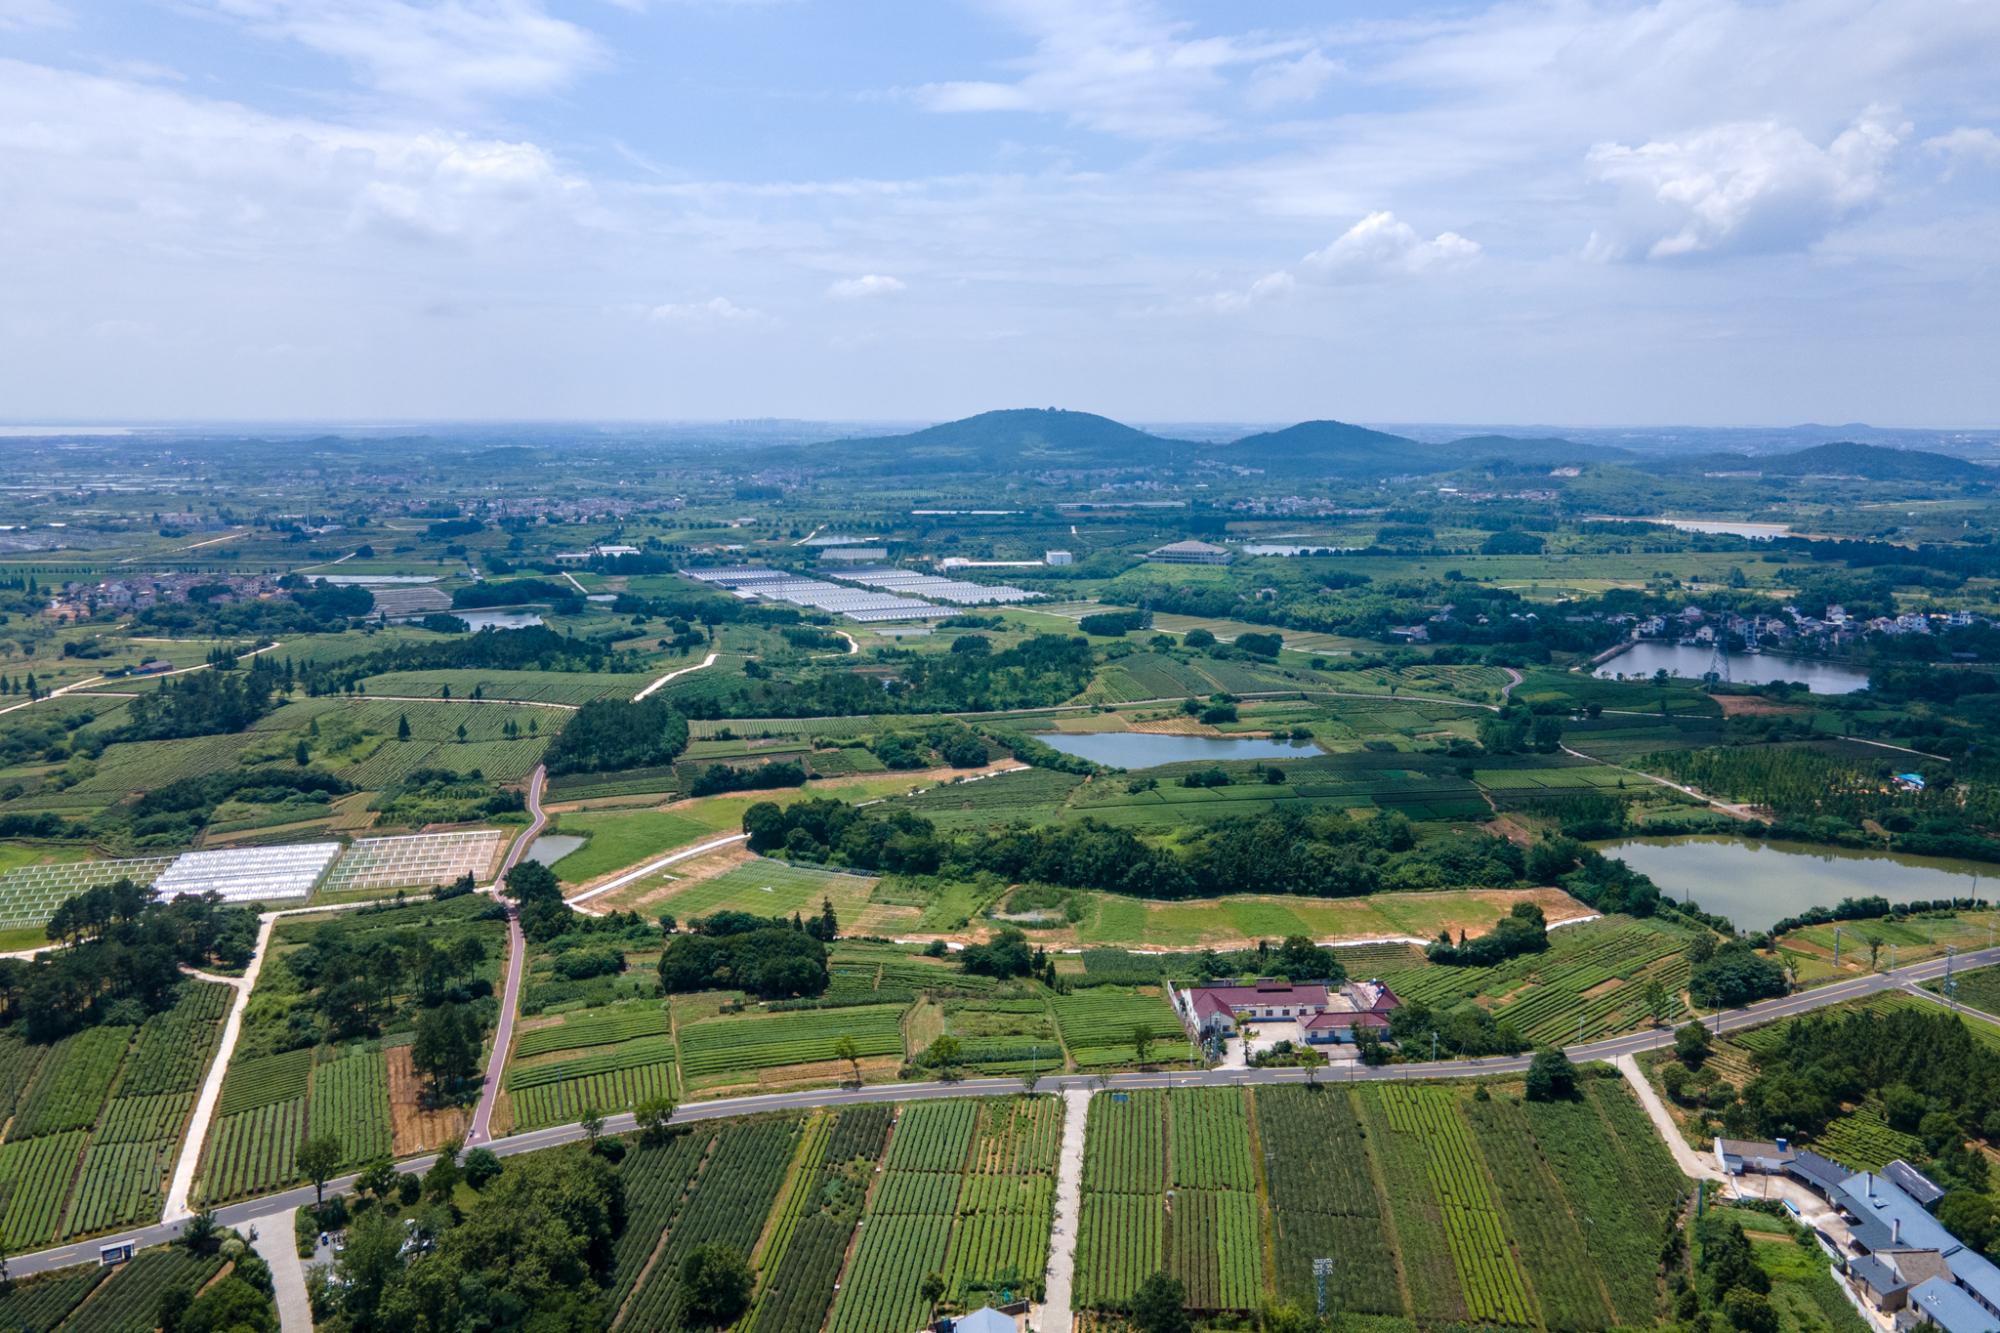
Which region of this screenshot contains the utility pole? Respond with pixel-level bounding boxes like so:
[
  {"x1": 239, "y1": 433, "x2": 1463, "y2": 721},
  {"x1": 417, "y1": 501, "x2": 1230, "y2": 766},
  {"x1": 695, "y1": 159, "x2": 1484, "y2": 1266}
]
[
  {"x1": 1947, "y1": 946, "x2": 1958, "y2": 1009},
  {"x1": 1833, "y1": 926, "x2": 1842, "y2": 968}
]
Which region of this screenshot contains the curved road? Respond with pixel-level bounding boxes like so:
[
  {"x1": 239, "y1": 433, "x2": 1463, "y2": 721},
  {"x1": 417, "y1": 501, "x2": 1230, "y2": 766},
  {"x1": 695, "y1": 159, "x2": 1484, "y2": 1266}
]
[
  {"x1": 467, "y1": 765, "x2": 545, "y2": 1144},
  {"x1": 19, "y1": 941, "x2": 1996, "y2": 1277}
]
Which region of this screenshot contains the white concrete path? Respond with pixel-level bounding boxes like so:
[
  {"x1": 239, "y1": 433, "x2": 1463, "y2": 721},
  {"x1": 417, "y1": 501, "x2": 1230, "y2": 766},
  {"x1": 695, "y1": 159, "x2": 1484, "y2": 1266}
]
[
  {"x1": 564, "y1": 833, "x2": 748, "y2": 908},
  {"x1": 632, "y1": 651, "x2": 718, "y2": 702},
  {"x1": 1614, "y1": 1053, "x2": 1724, "y2": 1183},
  {"x1": 1036, "y1": 1089, "x2": 1092, "y2": 1333},
  {"x1": 250, "y1": 1207, "x2": 314, "y2": 1332}
]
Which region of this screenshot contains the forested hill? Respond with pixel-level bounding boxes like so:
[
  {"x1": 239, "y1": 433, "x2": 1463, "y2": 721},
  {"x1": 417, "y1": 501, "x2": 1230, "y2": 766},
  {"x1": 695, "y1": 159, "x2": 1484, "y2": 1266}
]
[
  {"x1": 1222, "y1": 422, "x2": 1629, "y2": 475},
  {"x1": 1654, "y1": 441, "x2": 1993, "y2": 482},
  {"x1": 824, "y1": 408, "x2": 1196, "y2": 469},
  {"x1": 812, "y1": 407, "x2": 1623, "y2": 477}
]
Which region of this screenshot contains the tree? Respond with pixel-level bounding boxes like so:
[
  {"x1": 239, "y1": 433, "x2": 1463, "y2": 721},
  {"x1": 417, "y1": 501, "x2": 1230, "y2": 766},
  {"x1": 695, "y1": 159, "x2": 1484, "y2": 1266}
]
[
  {"x1": 581, "y1": 1106, "x2": 606, "y2": 1144},
  {"x1": 424, "y1": 1136, "x2": 462, "y2": 1202},
  {"x1": 927, "y1": 1035, "x2": 963, "y2": 1080},
  {"x1": 635, "y1": 1093, "x2": 678, "y2": 1143},
  {"x1": 1134, "y1": 1023, "x2": 1155, "y2": 1065},
  {"x1": 681, "y1": 1243, "x2": 754, "y2": 1325},
  {"x1": 832, "y1": 1035, "x2": 863, "y2": 1087},
  {"x1": 397, "y1": 713, "x2": 411, "y2": 741},
  {"x1": 294, "y1": 739, "x2": 310, "y2": 766},
  {"x1": 1525, "y1": 1048, "x2": 1577, "y2": 1102},
  {"x1": 920, "y1": 1270, "x2": 948, "y2": 1321},
  {"x1": 1675, "y1": 1020, "x2": 1712, "y2": 1066},
  {"x1": 178, "y1": 1276, "x2": 278, "y2": 1333},
  {"x1": 411, "y1": 1002, "x2": 481, "y2": 1099},
  {"x1": 1723, "y1": 1287, "x2": 1778, "y2": 1333},
  {"x1": 298, "y1": 1134, "x2": 344, "y2": 1207},
  {"x1": 179, "y1": 1210, "x2": 222, "y2": 1256},
  {"x1": 462, "y1": 1147, "x2": 502, "y2": 1189},
  {"x1": 1132, "y1": 1272, "x2": 1191, "y2": 1333},
  {"x1": 1643, "y1": 979, "x2": 1669, "y2": 1026},
  {"x1": 356, "y1": 1157, "x2": 397, "y2": 1202},
  {"x1": 1940, "y1": 1191, "x2": 1998, "y2": 1251}
]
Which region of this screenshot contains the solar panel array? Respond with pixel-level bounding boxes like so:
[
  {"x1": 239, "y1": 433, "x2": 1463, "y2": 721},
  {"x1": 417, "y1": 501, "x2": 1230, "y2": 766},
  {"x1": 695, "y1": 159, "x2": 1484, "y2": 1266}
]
[
  {"x1": 0, "y1": 856, "x2": 177, "y2": 931},
  {"x1": 151, "y1": 842, "x2": 342, "y2": 904},
  {"x1": 679, "y1": 566, "x2": 951, "y2": 622},
  {"x1": 831, "y1": 565, "x2": 1036, "y2": 605},
  {"x1": 321, "y1": 830, "x2": 507, "y2": 892}
]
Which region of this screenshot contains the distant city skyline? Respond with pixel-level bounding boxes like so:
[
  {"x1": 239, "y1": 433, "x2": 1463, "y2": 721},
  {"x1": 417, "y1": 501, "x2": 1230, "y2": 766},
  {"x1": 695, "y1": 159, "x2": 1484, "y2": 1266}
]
[{"x1": 2, "y1": 1, "x2": 1997, "y2": 426}]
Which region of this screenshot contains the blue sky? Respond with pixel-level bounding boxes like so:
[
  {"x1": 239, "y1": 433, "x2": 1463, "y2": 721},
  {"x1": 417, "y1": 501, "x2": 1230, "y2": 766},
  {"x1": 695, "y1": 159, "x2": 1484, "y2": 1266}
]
[{"x1": 2, "y1": 0, "x2": 1997, "y2": 426}]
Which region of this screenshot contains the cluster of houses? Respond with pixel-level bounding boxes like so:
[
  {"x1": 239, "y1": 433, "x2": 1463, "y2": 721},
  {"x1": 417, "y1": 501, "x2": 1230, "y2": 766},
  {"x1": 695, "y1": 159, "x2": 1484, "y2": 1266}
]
[
  {"x1": 1629, "y1": 603, "x2": 1984, "y2": 651},
  {"x1": 1717, "y1": 1138, "x2": 2000, "y2": 1332},
  {"x1": 1174, "y1": 979, "x2": 1402, "y2": 1050},
  {"x1": 48, "y1": 571, "x2": 278, "y2": 620}
]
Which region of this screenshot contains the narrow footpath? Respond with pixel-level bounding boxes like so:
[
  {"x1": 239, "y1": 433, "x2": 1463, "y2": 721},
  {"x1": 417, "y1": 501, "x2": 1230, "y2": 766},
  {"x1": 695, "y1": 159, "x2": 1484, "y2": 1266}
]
[
  {"x1": 564, "y1": 833, "x2": 749, "y2": 909},
  {"x1": 1037, "y1": 1088, "x2": 1092, "y2": 1333},
  {"x1": 632, "y1": 651, "x2": 718, "y2": 702},
  {"x1": 162, "y1": 915, "x2": 276, "y2": 1221},
  {"x1": 249, "y1": 1206, "x2": 313, "y2": 1332}
]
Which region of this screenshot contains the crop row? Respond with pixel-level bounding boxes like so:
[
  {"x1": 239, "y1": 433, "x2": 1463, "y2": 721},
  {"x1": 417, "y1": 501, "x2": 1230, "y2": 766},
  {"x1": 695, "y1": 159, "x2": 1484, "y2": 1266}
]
[
  {"x1": 512, "y1": 1004, "x2": 669, "y2": 1060},
  {"x1": 310, "y1": 1048, "x2": 393, "y2": 1168},
  {"x1": 82, "y1": 1247, "x2": 226, "y2": 1333},
  {"x1": 117, "y1": 982, "x2": 230, "y2": 1097},
  {"x1": 887, "y1": 1100, "x2": 979, "y2": 1173},
  {"x1": 216, "y1": 1047, "x2": 312, "y2": 1117},
  {"x1": 0, "y1": 1130, "x2": 87, "y2": 1249},
  {"x1": 96, "y1": 1091, "x2": 194, "y2": 1145},
  {"x1": 506, "y1": 1035, "x2": 676, "y2": 1090},
  {"x1": 679, "y1": 1005, "x2": 903, "y2": 1078},
  {"x1": 1379, "y1": 1086, "x2": 1533, "y2": 1326},
  {"x1": 619, "y1": 1118, "x2": 799, "y2": 1330},
  {"x1": 1082, "y1": 1090, "x2": 1165, "y2": 1194},
  {"x1": 1170, "y1": 1088, "x2": 1254, "y2": 1191},
  {"x1": 1463, "y1": 1095, "x2": 1617, "y2": 1332},
  {"x1": 509, "y1": 1061, "x2": 674, "y2": 1132},
  {"x1": 827, "y1": 1214, "x2": 952, "y2": 1333},
  {"x1": 1076, "y1": 1193, "x2": 1163, "y2": 1309},
  {"x1": 606, "y1": 1130, "x2": 712, "y2": 1307},
  {"x1": 1169, "y1": 1190, "x2": 1262, "y2": 1311},
  {"x1": 13, "y1": 1025, "x2": 132, "y2": 1138},
  {"x1": 1253, "y1": 1087, "x2": 1402, "y2": 1316},
  {"x1": 62, "y1": 1139, "x2": 168, "y2": 1237},
  {"x1": 199, "y1": 1097, "x2": 305, "y2": 1203}
]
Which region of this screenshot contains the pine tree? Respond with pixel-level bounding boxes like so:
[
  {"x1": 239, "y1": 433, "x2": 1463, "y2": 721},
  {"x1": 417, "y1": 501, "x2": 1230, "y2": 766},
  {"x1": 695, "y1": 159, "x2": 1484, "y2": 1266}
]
[{"x1": 397, "y1": 714, "x2": 411, "y2": 741}]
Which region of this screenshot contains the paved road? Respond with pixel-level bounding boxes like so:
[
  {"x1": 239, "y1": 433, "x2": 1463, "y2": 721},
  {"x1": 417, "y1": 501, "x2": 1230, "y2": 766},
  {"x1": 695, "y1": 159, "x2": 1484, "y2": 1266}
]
[
  {"x1": 468, "y1": 765, "x2": 545, "y2": 1144},
  {"x1": 23, "y1": 942, "x2": 1997, "y2": 1278}
]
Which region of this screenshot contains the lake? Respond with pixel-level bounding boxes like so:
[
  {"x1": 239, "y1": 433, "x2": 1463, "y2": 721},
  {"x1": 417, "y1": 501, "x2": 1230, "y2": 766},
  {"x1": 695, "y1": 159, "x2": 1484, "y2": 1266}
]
[
  {"x1": 1594, "y1": 642, "x2": 1869, "y2": 693},
  {"x1": 1596, "y1": 835, "x2": 1995, "y2": 932},
  {"x1": 1035, "y1": 732, "x2": 1324, "y2": 768},
  {"x1": 523, "y1": 834, "x2": 585, "y2": 867}
]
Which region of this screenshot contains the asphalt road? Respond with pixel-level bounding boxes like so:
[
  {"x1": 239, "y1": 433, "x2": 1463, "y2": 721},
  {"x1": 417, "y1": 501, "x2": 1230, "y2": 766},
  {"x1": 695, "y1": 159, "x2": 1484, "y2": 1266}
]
[
  {"x1": 468, "y1": 765, "x2": 544, "y2": 1145},
  {"x1": 22, "y1": 940, "x2": 1998, "y2": 1278}
]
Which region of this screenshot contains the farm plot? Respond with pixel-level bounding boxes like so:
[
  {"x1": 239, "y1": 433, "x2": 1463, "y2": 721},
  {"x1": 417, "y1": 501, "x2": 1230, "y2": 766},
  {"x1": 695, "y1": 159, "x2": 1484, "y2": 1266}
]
[
  {"x1": 507, "y1": 1040, "x2": 677, "y2": 1132},
  {"x1": 1050, "y1": 988, "x2": 1180, "y2": 1068},
  {"x1": 942, "y1": 1098, "x2": 1060, "y2": 1303},
  {"x1": 0, "y1": 856, "x2": 177, "y2": 931},
  {"x1": 617, "y1": 1115, "x2": 801, "y2": 1332},
  {"x1": 747, "y1": 1104, "x2": 892, "y2": 1333},
  {"x1": 677, "y1": 1004, "x2": 904, "y2": 1082},
  {"x1": 0, "y1": 1130, "x2": 87, "y2": 1248},
  {"x1": 0, "y1": 1263, "x2": 105, "y2": 1331},
  {"x1": 647, "y1": 858, "x2": 879, "y2": 925},
  {"x1": 1254, "y1": 1087, "x2": 1403, "y2": 1316},
  {"x1": 310, "y1": 1047, "x2": 393, "y2": 1168},
  {"x1": 828, "y1": 1101, "x2": 976, "y2": 1333},
  {"x1": 1077, "y1": 1089, "x2": 1263, "y2": 1312},
  {"x1": 13, "y1": 1025, "x2": 132, "y2": 1138},
  {"x1": 76, "y1": 1246, "x2": 226, "y2": 1333},
  {"x1": 513, "y1": 1003, "x2": 669, "y2": 1059},
  {"x1": 1377, "y1": 1085, "x2": 1533, "y2": 1327},
  {"x1": 321, "y1": 830, "x2": 507, "y2": 895}
]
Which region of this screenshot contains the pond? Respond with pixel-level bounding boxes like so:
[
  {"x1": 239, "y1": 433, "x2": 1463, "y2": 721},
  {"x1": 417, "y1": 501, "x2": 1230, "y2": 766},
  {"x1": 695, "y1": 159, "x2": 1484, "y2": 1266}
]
[
  {"x1": 522, "y1": 834, "x2": 585, "y2": 867},
  {"x1": 1594, "y1": 642, "x2": 1869, "y2": 693},
  {"x1": 1595, "y1": 835, "x2": 1996, "y2": 932},
  {"x1": 1034, "y1": 732, "x2": 1324, "y2": 768},
  {"x1": 1584, "y1": 515, "x2": 1793, "y2": 539},
  {"x1": 454, "y1": 610, "x2": 546, "y2": 631}
]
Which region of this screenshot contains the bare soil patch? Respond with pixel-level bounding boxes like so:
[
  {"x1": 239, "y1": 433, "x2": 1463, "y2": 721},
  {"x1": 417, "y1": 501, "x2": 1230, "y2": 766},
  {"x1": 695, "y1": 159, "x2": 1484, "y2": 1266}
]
[{"x1": 387, "y1": 1045, "x2": 470, "y2": 1155}]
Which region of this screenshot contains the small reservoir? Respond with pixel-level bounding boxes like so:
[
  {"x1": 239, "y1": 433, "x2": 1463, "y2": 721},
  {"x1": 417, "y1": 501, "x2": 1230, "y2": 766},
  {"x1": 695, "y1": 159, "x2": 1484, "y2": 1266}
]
[
  {"x1": 1594, "y1": 642, "x2": 1869, "y2": 694},
  {"x1": 1035, "y1": 732, "x2": 1323, "y2": 768},
  {"x1": 1596, "y1": 835, "x2": 1993, "y2": 932}
]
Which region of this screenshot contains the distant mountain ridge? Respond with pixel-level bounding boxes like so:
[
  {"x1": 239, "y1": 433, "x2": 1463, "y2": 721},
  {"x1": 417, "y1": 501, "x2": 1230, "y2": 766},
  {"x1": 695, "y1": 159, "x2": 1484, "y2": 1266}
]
[{"x1": 816, "y1": 408, "x2": 1988, "y2": 481}]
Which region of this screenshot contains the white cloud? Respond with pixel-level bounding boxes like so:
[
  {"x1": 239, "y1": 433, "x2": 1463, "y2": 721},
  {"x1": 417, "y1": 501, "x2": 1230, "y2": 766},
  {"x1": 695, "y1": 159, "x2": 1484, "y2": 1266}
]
[
  {"x1": 1244, "y1": 50, "x2": 1337, "y2": 111},
  {"x1": 0, "y1": 0, "x2": 68, "y2": 30},
  {"x1": 915, "y1": 0, "x2": 1312, "y2": 139},
  {"x1": 1924, "y1": 127, "x2": 2000, "y2": 178},
  {"x1": 1300, "y1": 211, "x2": 1481, "y2": 281},
  {"x1": 199, "y1": 0, "x2": 602, "y2": 108},
  {"x1": 1199, "y1": 269, "x2": 1295, "y2": 313},
  {"x1": 827, "y1": 273, "x2": 907, "y2": 300},
  {"x1": 647, "y1": 296, "x2": 766, "y2": 324},
  {"x1": 0, "y1": 58, "x2": 592, "y2": 250},
  {"x1": 1586, "y1": 110, "x2": 1905, "y2": 260}
]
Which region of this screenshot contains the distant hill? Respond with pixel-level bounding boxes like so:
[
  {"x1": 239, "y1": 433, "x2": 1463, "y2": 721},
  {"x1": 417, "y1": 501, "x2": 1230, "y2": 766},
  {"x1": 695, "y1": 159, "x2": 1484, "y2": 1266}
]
[
  {"x1": 1656, "y1": 441, "x2": 1992, "y2": 483},
  {"x1": 809, "y1": 408, "x2": 1628, "y2": 478},
  {"x1": 828, "y1": 408, "x2": 1192, "y2": 469},
  {"x1": 1223, "y1": 421, "x2": 1627, "y2": 476}
]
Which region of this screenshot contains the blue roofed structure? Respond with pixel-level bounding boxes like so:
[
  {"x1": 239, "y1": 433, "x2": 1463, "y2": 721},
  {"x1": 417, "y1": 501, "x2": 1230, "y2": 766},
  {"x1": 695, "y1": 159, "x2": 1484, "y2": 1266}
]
[
  {"x1": 1909, "y1": 1278, "x2": 2000, "y2": 1333},
  {"x1": 1837, "y1": 1170, "x2": 2000, "y2": 1329}
]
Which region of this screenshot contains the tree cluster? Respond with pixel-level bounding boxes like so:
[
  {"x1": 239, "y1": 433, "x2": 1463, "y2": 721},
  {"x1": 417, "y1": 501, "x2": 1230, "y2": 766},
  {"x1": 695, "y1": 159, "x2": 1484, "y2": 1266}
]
[{"x1": 543, "y1": 696, "x2": 690, "y2": 776}]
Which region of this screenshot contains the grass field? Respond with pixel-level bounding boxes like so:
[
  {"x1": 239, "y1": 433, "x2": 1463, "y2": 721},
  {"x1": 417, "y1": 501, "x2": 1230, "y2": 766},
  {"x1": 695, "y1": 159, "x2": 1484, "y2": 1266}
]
[{"x1": 545, "y1": 809, "x2": 712, "y2": 882}]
